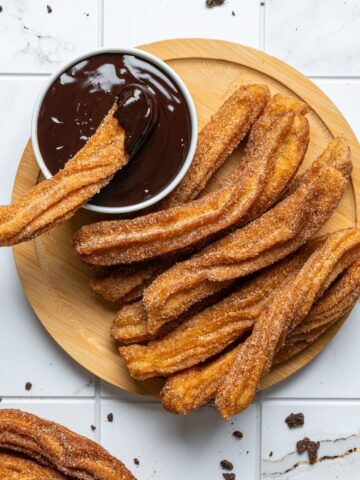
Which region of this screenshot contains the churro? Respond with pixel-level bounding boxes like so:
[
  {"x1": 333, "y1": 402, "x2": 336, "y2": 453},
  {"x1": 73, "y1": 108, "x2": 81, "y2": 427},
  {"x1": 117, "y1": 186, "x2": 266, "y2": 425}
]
[
  {"x1": 74, "y1": 112, "x2": 309, "y2": 266},
  {"x1": 144, "y1": 142, "x2": 350, "y2": 334},
  {"x1": 0, "y1": 409, "x2": 135, "y2": 480},
  {"x1": 0, "y1": 451, "x2": 66, "y2": 479},
  {"x1": 161, "y1": 253, "x2": 360, "y2": 415},
  {"x1": 0, "y1": 103, "x2": 128, "y2": 247},
  {"x1": 215, "y1": 228, "x2": 360, "y2": 418},
  {"x1": 162, "y1": 84, "x2": 271, "y2": 207},
  {"x1": 90, "y1": 262, "x2": 165, "y2": 304},
  {"x1": 275, "y1": 258, "x2": 360, "y2": 364},
  {"x1": 119, "y1": 240, "x2": 321, "y2": 377},
  {"x1": 90, "y1": 93, "x2": 309, "y2": 303}
]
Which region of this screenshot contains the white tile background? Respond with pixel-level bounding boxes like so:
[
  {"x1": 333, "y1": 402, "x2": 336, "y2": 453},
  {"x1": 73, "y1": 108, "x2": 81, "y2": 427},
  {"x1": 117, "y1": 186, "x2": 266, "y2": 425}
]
[{"x1": 0, "y1": 1, "x2": 359, "y2": 479}]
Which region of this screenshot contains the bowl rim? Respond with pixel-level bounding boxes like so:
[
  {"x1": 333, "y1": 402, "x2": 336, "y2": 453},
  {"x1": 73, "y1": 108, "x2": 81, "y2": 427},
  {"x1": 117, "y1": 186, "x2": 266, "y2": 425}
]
[{"x1": 31, "y1": 46, "x2": 198, "y2": 214}]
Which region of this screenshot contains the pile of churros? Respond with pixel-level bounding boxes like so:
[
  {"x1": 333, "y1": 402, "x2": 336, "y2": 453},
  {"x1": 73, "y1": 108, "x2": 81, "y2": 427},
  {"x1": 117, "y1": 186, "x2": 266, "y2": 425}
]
[
  {"x1": 1, "y1": 83, "x2": 359, "y2": 419},
  {"x1": 0, "y1": 409, "x2": 135, "y2": 479}
]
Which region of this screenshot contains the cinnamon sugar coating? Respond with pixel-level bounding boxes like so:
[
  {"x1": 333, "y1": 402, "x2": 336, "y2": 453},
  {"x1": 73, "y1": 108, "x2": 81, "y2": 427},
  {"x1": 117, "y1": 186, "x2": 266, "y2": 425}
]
[
  {"x1": 0, "y1": 409, "x2": 135, "y2": 479},
  {"x1": 144, "y1": 144, "x2": 350, "y2": 334},
  {"x1": 215, "y1": 228, "x2": 360, "y2": 418},
  {"x1": 0, "y1": 104, "x2": 128, "y2": 246},
  {"x1": 161, "y1": 251, "x2": 360, "y2": 415},
  {"x1": 89, "y1": 93, "x2": 309, "y2": 302},
  {"x1": 74, "y1": 110, "x2": 309, "y2": 266}
]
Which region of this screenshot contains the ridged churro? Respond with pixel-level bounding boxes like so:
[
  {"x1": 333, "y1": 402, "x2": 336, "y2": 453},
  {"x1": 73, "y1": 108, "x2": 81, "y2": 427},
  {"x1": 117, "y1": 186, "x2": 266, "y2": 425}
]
[
  {"x1": 215, "y1": 228, "x2": 360, "y2": 418},
  {"x1": 0, "y1": 451, "x2": 66, "y2": 479},
  {"x1": 144, "y1": 143, "x2": 350, "y2": 334},
  {"x1": 0, "y1": 409, "x2": 135, "y2": 480},
  {"x1": 275, "y1": 258, "x2": 360, "y2": 364},
  {"x1": 0, "y1": 103, "x2": 128, "y2": 247},
  {"x1": 90, "y1": 93, "x2": 309, "y2": 303},
  {"x1": 74, "y1": 112, "x2": 309, "y2": 266},
  {"x1": 161, "y1": 253, "x2": 360, "y2": 415},
  {"x1": 90, "y1": 262, "x2": 166, "y2": 304},
  {"x1": 119, "y1": 240, "x2": 322, "y2": 378},
  {"x1": 162, "y1": 84, "x2": 271, "y2": 207}
]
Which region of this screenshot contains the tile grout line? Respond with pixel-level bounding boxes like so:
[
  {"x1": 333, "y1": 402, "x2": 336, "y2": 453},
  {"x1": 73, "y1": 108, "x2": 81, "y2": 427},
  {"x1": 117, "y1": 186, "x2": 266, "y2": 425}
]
[
  {"x1": 94, "y1": 377, "x2": 101, "y2": 443},
  {"x1": 0, "y1": 72, "x2": 51, "y2": 77},
  {"x1": 98, "y1": 0, "x2": 105, "y2": 47},
  {"x1": 259, "y1": 0, "x2": 266, "y2": 52},
  {"x1": 256, "y1": 394, "x2": 263, "y2": 480},
  {"x1": 262, "y1": 397, "x2": 360, "y2": 403}
]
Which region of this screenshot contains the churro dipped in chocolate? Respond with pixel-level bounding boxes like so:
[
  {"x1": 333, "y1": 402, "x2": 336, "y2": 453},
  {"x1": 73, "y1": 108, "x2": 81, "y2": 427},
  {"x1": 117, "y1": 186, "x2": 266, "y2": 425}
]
[
  {"x1": 0, "y1": 409, "x2": 135, "y2": 479},
  {"x1": 143, "y1": 139, "x2": 351, "y2": 334},
  {"x1": 161, "y1": 252, "x2": 360, "y2": 415},
  {"x1": 215, "y1": 228, "x2": 360, "y2": 418},
  {"x1": 0, "y1": 103, "x2": 128, "y2": 247}
]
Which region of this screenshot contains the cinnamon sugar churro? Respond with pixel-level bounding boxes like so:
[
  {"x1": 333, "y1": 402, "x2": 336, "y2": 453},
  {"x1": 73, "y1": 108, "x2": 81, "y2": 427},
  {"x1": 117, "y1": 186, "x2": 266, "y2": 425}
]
[
  {"x1": 144, "y1": 143, "x2": 350, "y2": 334},
  {"x1": 0, "y1": 103, "x2": 128, "y2": 247},
  {"x1": 215, "y1": 228, "x2": 360, "y2": 418},
  {"x1": 162, "y1": 84, "x2": 271, "y2": 207},
  {"x1": 74, "y1": 111, "x2": 309, "y2": 266},
  {"x1": 90, "y1": 93, "x2": 309, "y2": 303},
  {"x1": 119, "y1": 240, "x2": 321, "y2": 378},
  {"x1": 0, "y1": 451, "x2": 66, "y2": 479},
  {"x1": 0, "y1": 409, "x2": 135, "y2": 479},
  {"x1": 161, "y1": 252, "x2": 360, "y2": 415}
]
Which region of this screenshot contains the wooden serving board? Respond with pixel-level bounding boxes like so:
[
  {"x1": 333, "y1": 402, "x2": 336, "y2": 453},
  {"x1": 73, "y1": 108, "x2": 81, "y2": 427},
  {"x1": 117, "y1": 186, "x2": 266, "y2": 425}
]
[{"x1": 12, "y1": 39, "x2": 359, "y2": 399}]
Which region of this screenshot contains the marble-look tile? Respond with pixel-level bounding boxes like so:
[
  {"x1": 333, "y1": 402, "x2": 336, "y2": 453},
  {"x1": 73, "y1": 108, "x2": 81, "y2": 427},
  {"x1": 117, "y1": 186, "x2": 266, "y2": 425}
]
[
  {"x1": 0, "y1": 399, "x2": 96, "y2": 439},
  {"x1": 266, "y1": 0, "x2": 360, "y2": 76},
  {"x1": 0, "y1": 78, "x2": 95, "y2": 397},
  {"x1": 100, "y1": 380, "x2": 157, "y2": 401},
  {"x1": 0, "y1": 0, "x2": 98, "y2": 73},
  {"x1": 263, "y1": 304, "x2": 360, "y2": 399},
  {"x1": 104, "y1": 0, "x2": 260, "y2": 49},
  {"x1": 261, "y1": 400, "x2": 360, "y2": 479},
  {"x1": 100, "y1": 399, "x2": 258, "y2": 479},
  {"x1": 314, "y1": 80, "x2": 360, "y2": 139}
]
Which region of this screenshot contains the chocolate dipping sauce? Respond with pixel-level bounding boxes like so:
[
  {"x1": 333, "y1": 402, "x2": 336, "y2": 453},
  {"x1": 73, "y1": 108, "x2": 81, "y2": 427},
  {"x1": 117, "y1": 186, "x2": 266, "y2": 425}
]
[{"x1": 37, "y1": 53, "x2": 192, "y2": 208}]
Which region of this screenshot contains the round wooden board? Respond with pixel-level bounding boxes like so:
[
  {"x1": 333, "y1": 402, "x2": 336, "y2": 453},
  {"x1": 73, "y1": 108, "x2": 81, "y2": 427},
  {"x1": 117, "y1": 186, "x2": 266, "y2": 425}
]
[{"x1": 12, "y1": 39, "x2": 359, "y2": 399}]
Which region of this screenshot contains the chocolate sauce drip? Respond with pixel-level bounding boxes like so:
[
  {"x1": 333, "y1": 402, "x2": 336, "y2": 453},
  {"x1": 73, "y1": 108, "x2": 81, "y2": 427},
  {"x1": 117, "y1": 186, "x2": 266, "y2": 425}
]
[
  {"x1": 114, "y1": 83, "x2": 158, "y2": 158},
  {"x1": 37, "y1": 53, "x2": 191, "y2": 208}
]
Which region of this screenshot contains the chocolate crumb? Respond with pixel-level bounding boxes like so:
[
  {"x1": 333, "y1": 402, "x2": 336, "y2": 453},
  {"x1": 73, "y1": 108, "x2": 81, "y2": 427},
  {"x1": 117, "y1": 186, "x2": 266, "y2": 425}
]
[
  {"x1": 269, "y1": 451, "x2": 273, "y2": 457},
  {"x1": 223, "y1": 474, "x2": 236, "y2": 480},
  {"x1": 90, "y1": 424, "x2": 96, "y2": 431},
  {"x1": 260, "y1": 1, "x2": 265, "y2": 5},
  {"x1": 107, "y1": 413, "x2": 113, "y2": 422},
  {"x1": 25, "y1": 382, "x2": 32, "y2": 391},
  {"x1": 232, "y1": 11, "x2": 235, "y2": 16},
  {"x1": 133, "y1": 458, "x2": 140, "y2": 465},
  {"x1": 307, "y1": 441, "x2": 320, "y2": 464},
  {"x1": 296, "y1": 437, "x2": 320, "y2": 464},
  {"x1": 232, "y1": 430, "x2": 243, "y2": 439},
  {"x1": 206, "y1": 0, "x2": 225, "y2": 7},
  {"x1": 220, "y1": 459, "x2": 233, "y2": 471},
  {"x1": 285, "y1": 412, "x2": 304, "y2": 429},
  {"x1": 0, "y1": 6, "x2": 3, "y2": 12},
  {"x1": 46, "y1": 5, "x2": 52, "y2": 13},
  {"x1": 246, "y1": 450, "x2": 249, "y2": 454}
]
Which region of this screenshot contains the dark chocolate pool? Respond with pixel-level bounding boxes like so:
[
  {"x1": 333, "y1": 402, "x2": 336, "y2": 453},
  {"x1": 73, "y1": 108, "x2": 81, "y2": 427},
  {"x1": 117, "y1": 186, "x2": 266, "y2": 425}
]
[{"x1": 37, "y1": 52, "x2": 192, "y2": 209}]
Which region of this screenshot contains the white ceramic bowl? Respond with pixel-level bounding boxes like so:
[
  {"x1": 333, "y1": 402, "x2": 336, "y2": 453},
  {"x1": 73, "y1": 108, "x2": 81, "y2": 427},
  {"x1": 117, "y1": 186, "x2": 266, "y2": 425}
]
[{"x1": 31, "y1": 47, "x2": 198, "y2": 214}]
